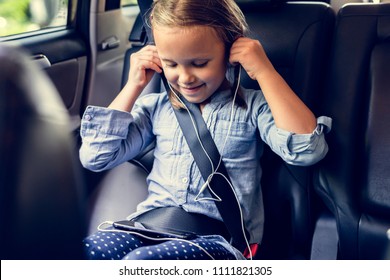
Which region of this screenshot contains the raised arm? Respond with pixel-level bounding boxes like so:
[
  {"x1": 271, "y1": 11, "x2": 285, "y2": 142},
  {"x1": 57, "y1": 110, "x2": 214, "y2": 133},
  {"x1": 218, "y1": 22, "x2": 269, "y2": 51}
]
[
  {"x1": 109, "y1": 45, "x2": 162, "y2": 112},
  {"x1": 229, "y1": 37, "x2": 316, "y2": 134}
]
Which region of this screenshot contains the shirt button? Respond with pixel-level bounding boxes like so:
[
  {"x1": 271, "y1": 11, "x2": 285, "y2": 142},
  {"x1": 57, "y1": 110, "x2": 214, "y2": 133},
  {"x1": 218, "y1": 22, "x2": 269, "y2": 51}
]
[
  {"x1": 84, "y1": 114, "x2": 92, "y2": 121},
  {"x1": 182, "y1": 178, "x2": 188, "y2": 184}
]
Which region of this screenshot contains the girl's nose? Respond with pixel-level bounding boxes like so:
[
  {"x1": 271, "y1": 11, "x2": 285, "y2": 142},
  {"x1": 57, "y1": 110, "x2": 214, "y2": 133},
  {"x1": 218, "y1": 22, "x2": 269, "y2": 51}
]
[{"x1": 178, "y1": 68, "x2": 196, "y2": 85}]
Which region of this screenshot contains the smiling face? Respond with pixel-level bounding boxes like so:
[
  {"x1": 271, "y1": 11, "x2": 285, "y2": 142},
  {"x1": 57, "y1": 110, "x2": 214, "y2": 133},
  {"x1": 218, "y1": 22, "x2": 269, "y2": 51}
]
[{"x1": 153, "y1": 25, "x2": 227, "y2": 105}]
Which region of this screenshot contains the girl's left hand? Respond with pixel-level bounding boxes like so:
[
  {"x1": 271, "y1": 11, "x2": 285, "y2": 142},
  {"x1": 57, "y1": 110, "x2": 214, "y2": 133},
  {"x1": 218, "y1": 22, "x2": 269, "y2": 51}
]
[{"x1": 229, "y1": 37, "x2": 274, "y2": 81}]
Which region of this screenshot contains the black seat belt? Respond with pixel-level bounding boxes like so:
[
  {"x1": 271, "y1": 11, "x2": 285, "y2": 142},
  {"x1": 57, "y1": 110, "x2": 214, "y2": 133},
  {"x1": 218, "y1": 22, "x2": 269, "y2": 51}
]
[
  {"x1": 136, "y1": 0, "x2": 249, "y2": 253},
  {"x1": 169, "y1": 90, "x2": 249, "y2": 252}
]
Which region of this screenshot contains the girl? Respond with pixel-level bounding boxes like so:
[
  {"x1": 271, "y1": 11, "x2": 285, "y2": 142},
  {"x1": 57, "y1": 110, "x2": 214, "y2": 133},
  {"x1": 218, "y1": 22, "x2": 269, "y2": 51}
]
[{"x1": 80, "y1": 0, "x2": 331, "y2": 260}]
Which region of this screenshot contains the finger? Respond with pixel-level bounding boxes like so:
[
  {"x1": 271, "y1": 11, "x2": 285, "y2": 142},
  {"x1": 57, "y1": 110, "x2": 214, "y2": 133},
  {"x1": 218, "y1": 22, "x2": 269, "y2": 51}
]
[
  {"x1": 229, "y1": 49, "x2": 242, "y2": 65},
  {"x1": 135, "y1": 50, "x2": 162, "y2": 69}
]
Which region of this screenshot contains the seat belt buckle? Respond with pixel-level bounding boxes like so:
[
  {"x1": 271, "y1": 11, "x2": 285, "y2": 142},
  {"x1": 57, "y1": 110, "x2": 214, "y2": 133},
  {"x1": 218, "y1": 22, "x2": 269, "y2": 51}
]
[{"x1": 243, "y1": 243, "x2": 259, "y2": 259}]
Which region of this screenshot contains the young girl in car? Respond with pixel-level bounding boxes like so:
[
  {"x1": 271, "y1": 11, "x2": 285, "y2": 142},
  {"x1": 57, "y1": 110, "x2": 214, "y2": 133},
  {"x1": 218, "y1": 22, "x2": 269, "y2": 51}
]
[{"x1": 80, "y1": 0, "x2": 331, "y2": 260}]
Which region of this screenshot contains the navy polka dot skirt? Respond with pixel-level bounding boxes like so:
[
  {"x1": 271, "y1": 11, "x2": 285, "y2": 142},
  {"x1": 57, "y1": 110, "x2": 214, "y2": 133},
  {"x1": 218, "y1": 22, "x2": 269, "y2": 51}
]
[{"x1": 83, "y1": 230, "x2": 240, "y2": 260}]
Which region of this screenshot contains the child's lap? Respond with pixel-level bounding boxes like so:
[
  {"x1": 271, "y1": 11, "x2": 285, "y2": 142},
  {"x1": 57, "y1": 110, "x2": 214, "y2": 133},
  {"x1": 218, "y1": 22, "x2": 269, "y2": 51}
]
[{"x1": 83, "y1": 230, "x2": 236, "y2": 260}]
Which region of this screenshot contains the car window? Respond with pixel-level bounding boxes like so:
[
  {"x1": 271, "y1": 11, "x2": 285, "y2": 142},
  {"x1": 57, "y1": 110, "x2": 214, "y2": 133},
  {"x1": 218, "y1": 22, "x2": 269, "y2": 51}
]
[
  {"x1": 121, "y1": 0, "x2": 139, "y2": 18},
  {"x1": 121, "y1": 0, "x2": 138, "y2": 6},
  {"x1": 0, "y1": 0, "x2": 69, "y2": 38}
]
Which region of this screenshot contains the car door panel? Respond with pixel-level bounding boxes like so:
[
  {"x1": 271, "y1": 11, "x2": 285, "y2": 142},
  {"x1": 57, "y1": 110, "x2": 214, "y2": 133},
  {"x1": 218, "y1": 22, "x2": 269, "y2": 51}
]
[{"x1": 2, "y1": 29, "x2": 88, "y2": 131}]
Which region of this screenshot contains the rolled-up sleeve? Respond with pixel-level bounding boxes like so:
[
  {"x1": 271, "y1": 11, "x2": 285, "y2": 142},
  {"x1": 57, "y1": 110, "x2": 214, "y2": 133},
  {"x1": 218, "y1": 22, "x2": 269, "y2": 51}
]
[
  {"x1": 79, "y1": 105, "x2": 153, "y2": 172},
  {"x1": 272, "y1": 116, "x2": 332, "y2": 166},
  {"x1": 250, "y1": 88, "x2": 332, "y2": 166}
]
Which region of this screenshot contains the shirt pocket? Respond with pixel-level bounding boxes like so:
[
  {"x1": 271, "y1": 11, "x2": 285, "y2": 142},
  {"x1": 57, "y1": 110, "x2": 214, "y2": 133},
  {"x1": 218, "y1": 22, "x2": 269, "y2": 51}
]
[
  {"x1": 153, "y1": 121, "x2": 175, "y2": 155},
  {"x1": 213, "y1": 119, "x2": 257, "y2": 161}
]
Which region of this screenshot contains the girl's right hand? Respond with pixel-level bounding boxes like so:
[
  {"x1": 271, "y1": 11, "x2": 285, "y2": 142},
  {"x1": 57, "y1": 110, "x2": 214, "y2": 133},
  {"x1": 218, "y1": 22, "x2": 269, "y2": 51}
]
[
  {"x1": 127, "y1": 45, "x2": 162, "y2": 93},
  {"x1": 108, "y1": 45, "x2": 162, "y2": 112}
]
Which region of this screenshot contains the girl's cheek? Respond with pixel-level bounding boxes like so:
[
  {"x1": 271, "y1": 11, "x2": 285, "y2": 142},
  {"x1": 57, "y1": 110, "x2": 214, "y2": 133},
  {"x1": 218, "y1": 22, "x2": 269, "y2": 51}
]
[{"x1": 164, "y1": 69, "x2": 178, "y2": 84}]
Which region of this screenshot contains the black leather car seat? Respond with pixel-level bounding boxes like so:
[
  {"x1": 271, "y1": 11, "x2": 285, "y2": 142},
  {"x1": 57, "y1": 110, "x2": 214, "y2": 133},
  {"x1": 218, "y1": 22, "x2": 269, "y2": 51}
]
[
  {"x1": 314, "y1": 3, "x2": 390, "y2": 259},
  {"x1": 0, "y1": 45, "x2": 86, "y2": 259}
]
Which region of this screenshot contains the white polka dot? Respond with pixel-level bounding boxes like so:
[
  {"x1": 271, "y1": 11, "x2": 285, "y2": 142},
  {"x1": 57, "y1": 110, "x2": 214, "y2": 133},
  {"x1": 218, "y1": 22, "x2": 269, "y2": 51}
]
[
  {"x1": 148, "y1": 251, "x2": 153, "y2": 255},
  {"x1": 136, "y1": 251, "x2": 141, "y2": 255}
]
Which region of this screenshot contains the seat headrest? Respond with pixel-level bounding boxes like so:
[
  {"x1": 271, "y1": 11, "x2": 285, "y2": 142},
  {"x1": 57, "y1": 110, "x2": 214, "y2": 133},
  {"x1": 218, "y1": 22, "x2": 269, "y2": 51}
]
[
  {"x1": 338, "y1": 3, "x2": 390, "y2": 42},
  {"x1": 0, "y1": 45, "x2": 86, "y2": 259}
]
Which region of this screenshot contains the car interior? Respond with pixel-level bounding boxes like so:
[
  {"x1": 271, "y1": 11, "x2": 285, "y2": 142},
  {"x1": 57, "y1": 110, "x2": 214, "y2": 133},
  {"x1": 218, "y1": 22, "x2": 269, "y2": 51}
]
[{"x1": 1, "y1": 0, "x2": 389, "y2": 260}]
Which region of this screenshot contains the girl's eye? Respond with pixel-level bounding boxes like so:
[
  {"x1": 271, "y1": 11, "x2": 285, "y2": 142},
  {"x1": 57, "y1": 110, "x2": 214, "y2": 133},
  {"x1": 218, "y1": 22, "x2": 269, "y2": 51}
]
[
  {"x1": 164, "y1": 62, "x2": 177, "y2": 68},
  {"x1": 193, "y1": 61, "x2": 208, "y2": 68}
]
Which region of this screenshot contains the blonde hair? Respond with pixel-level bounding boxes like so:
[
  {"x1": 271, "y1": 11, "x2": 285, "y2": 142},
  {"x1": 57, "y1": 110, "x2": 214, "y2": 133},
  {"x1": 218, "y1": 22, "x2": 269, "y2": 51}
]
[{"x1": 150, "y1": 0, "x2": 248, "y2": 108}]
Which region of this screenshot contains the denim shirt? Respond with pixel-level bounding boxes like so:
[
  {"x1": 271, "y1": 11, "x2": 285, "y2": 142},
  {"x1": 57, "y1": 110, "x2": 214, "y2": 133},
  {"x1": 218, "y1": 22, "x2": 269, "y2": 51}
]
[{"x1": 80, "y1": 88, "x2": 331, "y2": 244}]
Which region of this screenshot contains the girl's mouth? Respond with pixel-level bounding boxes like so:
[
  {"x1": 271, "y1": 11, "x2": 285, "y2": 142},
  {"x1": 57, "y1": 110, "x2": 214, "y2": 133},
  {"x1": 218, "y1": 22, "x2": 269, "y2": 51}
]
[{"x1": 179, "y1": 84, "x2": 204, "y2": 95}]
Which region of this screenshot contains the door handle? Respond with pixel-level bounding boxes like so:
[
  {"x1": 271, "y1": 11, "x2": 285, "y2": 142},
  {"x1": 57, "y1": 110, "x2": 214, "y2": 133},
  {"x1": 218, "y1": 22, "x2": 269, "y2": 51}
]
[
  {"x1": 32, "y1": 54, "x2": 51, "y2": 69},
  {"x1": 100, "y1": 36, "x2": 120, "y2": 51}
]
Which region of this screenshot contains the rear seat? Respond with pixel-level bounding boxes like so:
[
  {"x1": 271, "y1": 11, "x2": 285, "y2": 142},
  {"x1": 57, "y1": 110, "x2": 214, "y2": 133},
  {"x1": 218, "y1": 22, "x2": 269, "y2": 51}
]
[
  {"x1": 54, "y1": 0, "x2": 390, "y2": 260},
  {"x1": 314, "y1": 2, "x2": 390, "y2": 259}
]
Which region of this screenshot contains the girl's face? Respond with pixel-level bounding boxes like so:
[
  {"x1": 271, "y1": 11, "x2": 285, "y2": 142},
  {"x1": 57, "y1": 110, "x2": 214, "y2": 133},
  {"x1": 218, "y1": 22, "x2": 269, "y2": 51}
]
[{"x1": 154, "y1": 25, "x2": 227, "y2": 105}]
